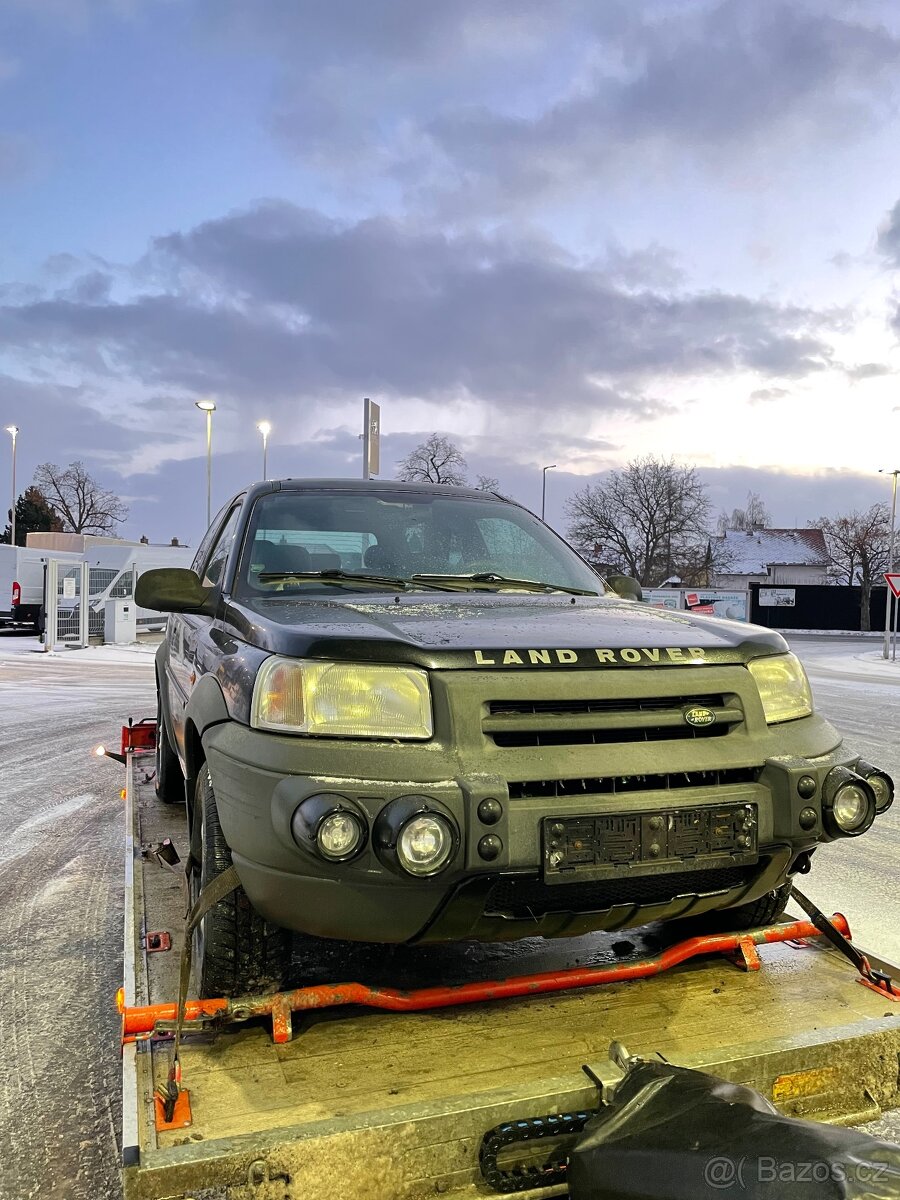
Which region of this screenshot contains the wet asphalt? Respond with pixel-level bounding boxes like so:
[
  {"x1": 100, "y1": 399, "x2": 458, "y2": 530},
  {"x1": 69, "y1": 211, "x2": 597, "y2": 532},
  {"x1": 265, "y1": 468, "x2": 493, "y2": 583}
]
[{"x1": 0, "y1": 631, "x2": 899, "y2": 1198}]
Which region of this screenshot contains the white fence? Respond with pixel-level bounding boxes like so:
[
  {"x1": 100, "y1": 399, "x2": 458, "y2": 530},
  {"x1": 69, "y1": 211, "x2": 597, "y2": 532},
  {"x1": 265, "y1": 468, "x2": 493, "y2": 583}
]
[{"x1": 44, "y1": 559, "x2": 166, "y2": 648}]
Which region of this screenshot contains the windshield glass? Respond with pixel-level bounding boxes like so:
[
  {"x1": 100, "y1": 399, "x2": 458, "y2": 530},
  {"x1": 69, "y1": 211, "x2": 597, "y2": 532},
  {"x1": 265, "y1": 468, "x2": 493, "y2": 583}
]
[{"x1": 233, "y1": 488, "x2": 603, "y2": 597}]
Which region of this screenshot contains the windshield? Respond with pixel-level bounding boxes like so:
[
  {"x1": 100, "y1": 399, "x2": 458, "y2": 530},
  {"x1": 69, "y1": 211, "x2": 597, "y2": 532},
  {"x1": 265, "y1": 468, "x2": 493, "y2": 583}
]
[{"x1": 233, "y1": 488, "x2": 604, "y2": 598}]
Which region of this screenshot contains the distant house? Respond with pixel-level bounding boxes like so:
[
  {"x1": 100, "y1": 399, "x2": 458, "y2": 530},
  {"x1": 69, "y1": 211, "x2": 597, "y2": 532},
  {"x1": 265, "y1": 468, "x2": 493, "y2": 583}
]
[{"x1": 710, "y1": 528, "x2": 829, "y2": 588}]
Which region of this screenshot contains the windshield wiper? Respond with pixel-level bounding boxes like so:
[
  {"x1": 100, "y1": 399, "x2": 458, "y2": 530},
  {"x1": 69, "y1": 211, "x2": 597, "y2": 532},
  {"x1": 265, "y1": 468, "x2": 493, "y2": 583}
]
[
  {"x1": 256, "y1": 570, "x2": 456, "y2": 592},
  {"x1": 411, "y1": 572, "x2": 597, "y2": 596}
]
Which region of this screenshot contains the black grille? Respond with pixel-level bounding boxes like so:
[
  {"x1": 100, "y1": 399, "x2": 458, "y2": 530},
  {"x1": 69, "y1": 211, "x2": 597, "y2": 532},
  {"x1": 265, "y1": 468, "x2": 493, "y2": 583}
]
[
  {"x1": 488, "y1": 697, "x2": 726, "y2": 716},
  {"x1": 484, "y1": 695, "x2": 741, "y2": 747},
  {"x1": 507, "y1": 766, "x2": 760, "y2": 801},
  {"x1": 485, "y1": 865, "x2": 755, "y2": 919}
]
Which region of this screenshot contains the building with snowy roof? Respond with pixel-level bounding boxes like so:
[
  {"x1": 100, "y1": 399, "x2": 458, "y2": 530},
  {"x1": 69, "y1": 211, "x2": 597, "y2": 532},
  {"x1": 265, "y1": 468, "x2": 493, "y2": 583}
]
[{"x1": 710, "y1": 528, "x2": 829, "y2": 588}]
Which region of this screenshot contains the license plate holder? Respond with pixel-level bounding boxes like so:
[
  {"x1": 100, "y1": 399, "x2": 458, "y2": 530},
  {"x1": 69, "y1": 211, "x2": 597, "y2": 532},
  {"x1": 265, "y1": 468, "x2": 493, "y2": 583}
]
[{"x1": 542, "y1": 803, "x2": 758, "y2": 882}]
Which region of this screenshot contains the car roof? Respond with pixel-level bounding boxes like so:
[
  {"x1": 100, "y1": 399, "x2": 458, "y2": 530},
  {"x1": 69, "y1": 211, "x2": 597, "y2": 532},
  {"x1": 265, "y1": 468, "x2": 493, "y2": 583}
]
[{"x1": 268, "y1": 478, "x2": 507, "y2": 502}]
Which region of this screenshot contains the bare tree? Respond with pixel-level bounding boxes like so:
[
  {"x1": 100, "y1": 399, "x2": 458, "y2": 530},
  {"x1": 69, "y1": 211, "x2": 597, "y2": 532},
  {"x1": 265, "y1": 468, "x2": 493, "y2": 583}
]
[
  {"x1": 717, "y1": 491, "x2": 772, "y2": 534},
  {"x1": 812, "y1": 506, "x2": 890, "y2": 631},
  {"x1": 397, "y1": 434, "x2": 468, "y2": 485},
  {"x1": 566, "y1": 456, "x2": 712, "y2": 585},
  {"x1": 33, "y1": 461, "x2": 128, "y2": 535}
]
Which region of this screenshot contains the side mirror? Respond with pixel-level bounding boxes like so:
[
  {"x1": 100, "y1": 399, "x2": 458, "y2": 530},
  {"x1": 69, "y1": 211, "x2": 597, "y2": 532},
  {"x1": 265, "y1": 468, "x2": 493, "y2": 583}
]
[
  {"x1": 135, "y1": 568, "x2": 215, "y2": 615},
  {"x1": 605, "y1": 574, "x2": 643, "y2": 602}
]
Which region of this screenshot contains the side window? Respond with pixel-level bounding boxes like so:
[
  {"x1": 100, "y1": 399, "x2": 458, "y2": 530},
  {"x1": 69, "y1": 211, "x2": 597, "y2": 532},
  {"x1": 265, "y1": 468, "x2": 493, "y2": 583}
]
[
  {"x1": 202, "y1": 505, "x2": 243, "y2": 587},
  {"x1": 191, "y1": 502, "x2": 232, "y2": 575}
]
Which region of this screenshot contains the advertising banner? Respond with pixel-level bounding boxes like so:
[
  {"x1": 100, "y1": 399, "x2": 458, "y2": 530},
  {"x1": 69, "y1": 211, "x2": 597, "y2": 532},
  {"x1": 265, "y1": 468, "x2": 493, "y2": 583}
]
[
  {"x1": 643, "y1": 589, "x2": 683, "y2": 611},
  {"x1": 759, "y1": 588, "x2": 796, "y2": 607},
  {"x1": 682, "y1": 590, "x2": 749, "y2": 622}
]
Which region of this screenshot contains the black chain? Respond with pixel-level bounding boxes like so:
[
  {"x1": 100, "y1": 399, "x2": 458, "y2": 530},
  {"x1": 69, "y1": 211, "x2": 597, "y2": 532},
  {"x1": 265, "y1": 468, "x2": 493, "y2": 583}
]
[{"x1": 478, "y1": 1109, "x2": 596, "y2": 1193}]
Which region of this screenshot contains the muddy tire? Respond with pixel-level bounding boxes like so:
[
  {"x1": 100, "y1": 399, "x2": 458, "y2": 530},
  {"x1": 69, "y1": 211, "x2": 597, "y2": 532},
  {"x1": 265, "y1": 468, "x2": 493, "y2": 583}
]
[
  {"x1": 155, "y1": 692, "x2": 184, "y2": 805},
  {"x1": 192, "y1": 768, "x2": 291, "y2": 999},
  {"x1": 713, "y1": 882, "x2": 793, "y2": 931}
]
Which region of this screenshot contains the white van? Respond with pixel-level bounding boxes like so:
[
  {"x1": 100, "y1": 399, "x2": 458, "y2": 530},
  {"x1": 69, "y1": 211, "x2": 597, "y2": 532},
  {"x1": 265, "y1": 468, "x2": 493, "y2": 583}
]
[{"x1": 0, "y1": 545, "x2": 83, "y2": 629}]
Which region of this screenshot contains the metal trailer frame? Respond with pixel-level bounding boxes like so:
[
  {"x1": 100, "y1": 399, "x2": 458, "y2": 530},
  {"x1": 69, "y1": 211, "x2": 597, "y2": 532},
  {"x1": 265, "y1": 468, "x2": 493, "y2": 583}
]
[{"x1": 119, "y1": 738, "x2": 900, "y2": 1200}]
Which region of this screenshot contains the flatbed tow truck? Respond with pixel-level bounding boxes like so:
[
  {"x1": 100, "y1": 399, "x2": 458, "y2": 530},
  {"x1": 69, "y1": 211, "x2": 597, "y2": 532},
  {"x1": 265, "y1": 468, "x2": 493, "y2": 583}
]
[{"x1": 116, "y1": 722, "x2": 900, "y2": 1200}]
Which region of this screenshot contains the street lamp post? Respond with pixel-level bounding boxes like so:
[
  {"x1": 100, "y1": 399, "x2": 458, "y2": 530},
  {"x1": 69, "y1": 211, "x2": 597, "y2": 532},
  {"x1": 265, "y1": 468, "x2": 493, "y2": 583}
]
[
  {"x1": 5, "y1": 425, "x2": 17, "y2": 546},
  {"x1": 881, "y1": 468, "x2": 899, "y2": 660},
  {"x1": 195, "y1": 400, "x2": 216, "y2": 526},
  {"x1": 257, "y1": 421, "x2": 271, "y2": 481},
  {"x1": 541, "y1": 464, "x2": 557, "y2": 522}
]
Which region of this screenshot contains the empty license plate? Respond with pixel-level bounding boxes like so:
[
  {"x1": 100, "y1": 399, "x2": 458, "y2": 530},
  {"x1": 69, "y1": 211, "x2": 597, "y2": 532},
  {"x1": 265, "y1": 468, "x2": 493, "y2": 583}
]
[{"x1": 543, "y1": 803, "x2": 758, "y2": 881}]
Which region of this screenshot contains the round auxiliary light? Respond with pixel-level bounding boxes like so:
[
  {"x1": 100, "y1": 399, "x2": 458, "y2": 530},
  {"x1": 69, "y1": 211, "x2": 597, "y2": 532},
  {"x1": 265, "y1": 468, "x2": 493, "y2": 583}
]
[
  {"x1": 397, "y1": 814, "x2": 455, "y2": 877},
  {"x1": 831, "y1": 784, "x2": 870, "y2": 833},
  {"x1": 822, "y1": 767, "x2": 876, "y2": 839},
  {"x1": 854, "y1": 759, "x2": 894, "y2": 815},
  {"x1": 868, "y1": 774, "x2": 893, "y2": 814},
  {"x1": 291, "y1": 793, "x2": 368, "y2": 862},
  {"x1": 317, "y1": 811, "x2": 365, "y2": 861}
]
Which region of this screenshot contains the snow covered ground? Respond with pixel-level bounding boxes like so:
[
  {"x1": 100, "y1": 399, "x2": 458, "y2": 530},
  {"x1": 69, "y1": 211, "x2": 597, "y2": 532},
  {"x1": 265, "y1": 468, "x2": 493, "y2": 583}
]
[{"x1": 0, "y1": 631, "x2": 159, "y2": 667}]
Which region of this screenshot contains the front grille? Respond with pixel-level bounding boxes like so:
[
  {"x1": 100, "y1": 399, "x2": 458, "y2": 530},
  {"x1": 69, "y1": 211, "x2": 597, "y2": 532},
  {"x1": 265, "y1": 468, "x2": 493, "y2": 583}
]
[
  {"x1": 484, "y1": 695, "x2": 743, "y2": 747},
  {"x1": 507, "y1": 766, "x2": 760, "y2": 801},
  {"x1": 485, "y1": 865, "x2": 755, "y2": 919}
]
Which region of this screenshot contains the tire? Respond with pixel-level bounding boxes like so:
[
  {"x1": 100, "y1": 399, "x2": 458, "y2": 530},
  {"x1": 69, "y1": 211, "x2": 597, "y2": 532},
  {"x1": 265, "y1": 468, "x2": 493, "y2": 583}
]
[
  {"x1": 155, "y1": 691, "x2": 184, "y2": 805},
  {"x1": 191, "y1": 767, "x2": 291, "y2": 999},
  {"x1": 711, "y1": 882, "x2": 793, "y2": 931}
]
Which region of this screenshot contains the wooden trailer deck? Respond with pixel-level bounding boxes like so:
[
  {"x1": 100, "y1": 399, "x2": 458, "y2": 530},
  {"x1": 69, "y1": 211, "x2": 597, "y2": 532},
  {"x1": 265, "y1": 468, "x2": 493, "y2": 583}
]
[{"x1": 121, "y1": 754, "x2": 900, "y2": 1200}]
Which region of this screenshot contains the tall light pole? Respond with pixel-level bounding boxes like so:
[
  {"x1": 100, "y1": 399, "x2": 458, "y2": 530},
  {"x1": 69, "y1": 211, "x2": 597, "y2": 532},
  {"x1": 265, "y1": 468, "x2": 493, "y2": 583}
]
[
  {"x1": 541, "y1": 464, "x2": 556, "y2": 522},
  {"x1": 195, "y1": 400, "x2": 216, "y2": 526},
  {"x1": 257, "y1": 421, "x2": 271, "y2": 481},
  {"x1": 5, "y1": 425, "x2": 17, "y2": 546},
  {"x1": 881, "y1": 468, "x2": 899, "y2": 660}
]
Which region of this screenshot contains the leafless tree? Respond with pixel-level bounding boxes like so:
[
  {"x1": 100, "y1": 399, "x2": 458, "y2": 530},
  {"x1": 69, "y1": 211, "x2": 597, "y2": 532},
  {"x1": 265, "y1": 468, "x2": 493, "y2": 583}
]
[
  {"x1": 566, "y1": 456, "x2": 712, "y2": 585},
  {"x1": 397, "y1": 434, "x2": 468, "y2": 485},
  {"x1": 717, "y1": 491, "x2": 772, "y2": 534},
  {"x1": 812, "y1": 506, "x2": 890, "y2": 631},
  {"x1": 33, "y1": 461, "x2": 128, "y2": 535}
]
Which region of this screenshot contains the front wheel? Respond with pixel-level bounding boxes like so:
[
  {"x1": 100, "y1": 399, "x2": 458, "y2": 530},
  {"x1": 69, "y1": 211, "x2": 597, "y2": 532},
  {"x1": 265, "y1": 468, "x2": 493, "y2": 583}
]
[
  {"x1": 191, "y1": 768, "x2": 291, "y2": 998},
  {"x1": 712, "y1": 882, "x2": 793, "y2": 931},
  {"x1": 155, "y1": 691, "x2": 184, "y2": 805}
]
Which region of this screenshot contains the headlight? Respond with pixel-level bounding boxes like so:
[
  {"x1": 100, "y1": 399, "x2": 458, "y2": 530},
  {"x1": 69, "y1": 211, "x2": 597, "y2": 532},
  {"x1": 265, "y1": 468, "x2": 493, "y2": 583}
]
[
  {"x1": 747, "y1": 653, "x2": 813, "y2": 723},
  {"x1": 251, "y1": 657, "x2": 432, "y2": 739},
  {"x1": 397, "y1": 814, "x2": 455, "y2": 876}
]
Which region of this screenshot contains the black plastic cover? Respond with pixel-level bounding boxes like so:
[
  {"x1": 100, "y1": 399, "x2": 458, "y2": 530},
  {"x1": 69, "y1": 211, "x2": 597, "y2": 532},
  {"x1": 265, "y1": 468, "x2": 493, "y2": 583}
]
[{"x1": 568, "y1": 1059, "x2": 900, "y2": 1199}]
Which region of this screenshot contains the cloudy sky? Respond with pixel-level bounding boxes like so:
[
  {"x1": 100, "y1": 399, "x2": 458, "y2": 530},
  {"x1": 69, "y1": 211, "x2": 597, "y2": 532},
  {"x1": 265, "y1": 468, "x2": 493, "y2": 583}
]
[{"x1": 4, "y1": 0, "x2": 900, "y2": 546}]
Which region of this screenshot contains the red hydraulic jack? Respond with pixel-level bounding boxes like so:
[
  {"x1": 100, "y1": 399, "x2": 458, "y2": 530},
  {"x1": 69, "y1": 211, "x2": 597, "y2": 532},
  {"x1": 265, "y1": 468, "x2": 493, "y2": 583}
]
[{"x1": 118, "y1": 910, "x2": 896, "y2": 1047}]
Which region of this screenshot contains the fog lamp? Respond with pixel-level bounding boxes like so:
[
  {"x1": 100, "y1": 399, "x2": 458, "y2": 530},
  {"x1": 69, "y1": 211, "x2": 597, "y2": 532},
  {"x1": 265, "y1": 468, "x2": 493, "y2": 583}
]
[
  {"x1": 317, "y1": 811, "x2": 365, "y2": 861},
  {"x1": 822, "y1": 766, "x2": 876, "y2": 838},
  {"x1": 398, "y1": 814, "x2": 454, "y2": 876},
  {"x1": 854, "y1": 759, "x2": 894, "y2": 814}
]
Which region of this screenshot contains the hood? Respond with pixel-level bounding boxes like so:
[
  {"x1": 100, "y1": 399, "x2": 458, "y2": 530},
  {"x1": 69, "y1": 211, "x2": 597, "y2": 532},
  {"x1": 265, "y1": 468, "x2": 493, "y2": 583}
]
[{"x1": 227, "y1": 592, "x2": 786, "y2": 669}]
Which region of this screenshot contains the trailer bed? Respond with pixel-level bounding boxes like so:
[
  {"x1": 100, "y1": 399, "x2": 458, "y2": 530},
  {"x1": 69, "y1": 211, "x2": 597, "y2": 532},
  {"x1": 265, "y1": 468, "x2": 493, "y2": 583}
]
[{"x1": 122, "y1": 752, "x2": 900, "y2": 1199}]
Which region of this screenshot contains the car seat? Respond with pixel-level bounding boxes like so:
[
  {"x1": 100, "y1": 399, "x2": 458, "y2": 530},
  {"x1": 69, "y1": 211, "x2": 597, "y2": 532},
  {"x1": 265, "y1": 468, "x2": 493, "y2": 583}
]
[
  {"x1": 363, "y1": 544, "x2": 401, "y2": 574},
  {"x1": 255, "y1": 542, "x2": 312, "y2": 575}
]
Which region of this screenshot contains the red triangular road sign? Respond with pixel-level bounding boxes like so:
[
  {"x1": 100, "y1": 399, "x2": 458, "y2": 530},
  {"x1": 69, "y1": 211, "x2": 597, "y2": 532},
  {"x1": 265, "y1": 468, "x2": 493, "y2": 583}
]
[{"x1": 886, "y1": 573, "x2": 900, "y2": 599}]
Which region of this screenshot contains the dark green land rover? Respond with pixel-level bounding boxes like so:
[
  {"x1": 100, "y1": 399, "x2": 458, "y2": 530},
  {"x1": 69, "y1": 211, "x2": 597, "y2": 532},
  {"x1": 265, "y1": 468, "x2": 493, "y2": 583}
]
[{"x1": 137, "y1": 479, "x2": 893, "y2": 997}]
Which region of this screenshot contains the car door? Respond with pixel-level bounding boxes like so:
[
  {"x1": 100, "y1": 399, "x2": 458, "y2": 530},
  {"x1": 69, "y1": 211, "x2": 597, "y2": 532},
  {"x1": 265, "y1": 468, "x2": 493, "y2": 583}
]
[{"x1": 167, "y1": 501, "x2": 243, "y2": 757}]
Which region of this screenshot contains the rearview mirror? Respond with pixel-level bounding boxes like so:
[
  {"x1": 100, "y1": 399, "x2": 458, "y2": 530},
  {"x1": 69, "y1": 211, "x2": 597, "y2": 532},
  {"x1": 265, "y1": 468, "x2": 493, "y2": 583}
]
[
  {"x1": 135, "y1": 568, "x2": 215, "y2": 615},
  {"x1": 605, "y1": 574, "x2": 643, "y2": 602}
]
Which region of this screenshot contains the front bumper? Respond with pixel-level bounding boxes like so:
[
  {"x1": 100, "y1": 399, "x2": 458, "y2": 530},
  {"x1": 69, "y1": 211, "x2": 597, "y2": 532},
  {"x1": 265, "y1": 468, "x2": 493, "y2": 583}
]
[
  {"x1": 234, "y1": 844, "x2": 797, "y2": 943},
  {"x1": 202, "y1": 709, "x2": 875, "y2": 944}
]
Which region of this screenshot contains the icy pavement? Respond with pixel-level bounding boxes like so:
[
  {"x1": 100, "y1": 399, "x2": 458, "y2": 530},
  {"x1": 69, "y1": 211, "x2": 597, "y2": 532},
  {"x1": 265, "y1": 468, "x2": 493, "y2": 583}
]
[{"x1": 0, "y1": 631, "x2": 158, "y2": 667}]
